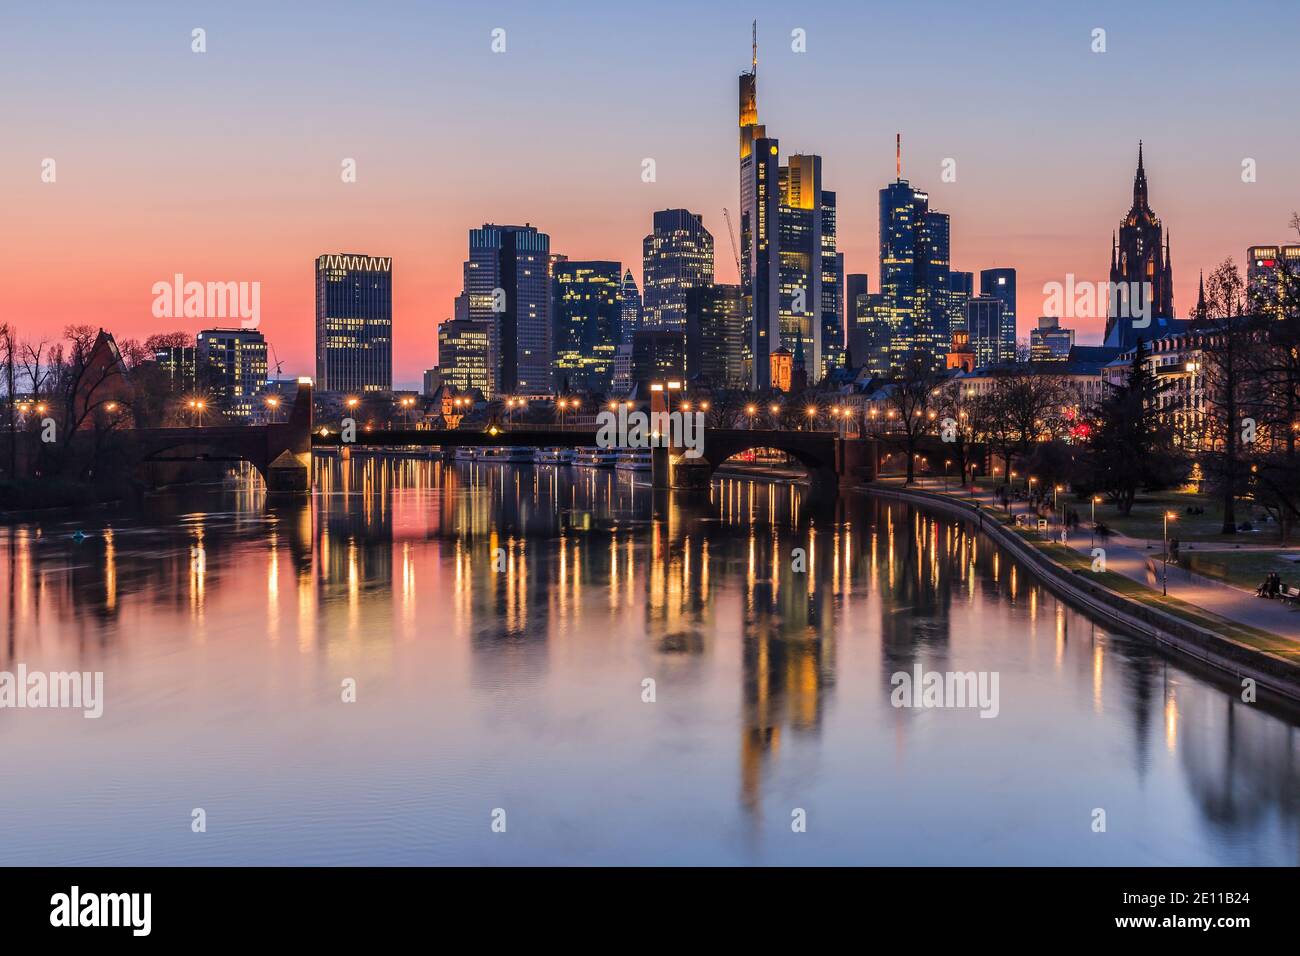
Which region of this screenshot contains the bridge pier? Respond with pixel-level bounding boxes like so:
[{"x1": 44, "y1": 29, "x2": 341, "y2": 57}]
[{"x1": 266, "y1": 450, "x2": 311, "y2": 494}]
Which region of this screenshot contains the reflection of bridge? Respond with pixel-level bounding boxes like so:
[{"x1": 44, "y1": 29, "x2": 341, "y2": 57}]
[{"x1": 115, "y1": 382, "x2": 887, "y2": 493}]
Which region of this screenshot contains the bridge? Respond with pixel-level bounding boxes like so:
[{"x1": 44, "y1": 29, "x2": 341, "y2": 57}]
[
  {"x1": 109, "y1": 379, "x2": 313, "y2": 492},
  {"x1": 101, "y1": 381, "x2": 885, "y2": 494},
  {"x1": 315, "y1": 421, "x2": 877, "y2": 493}
]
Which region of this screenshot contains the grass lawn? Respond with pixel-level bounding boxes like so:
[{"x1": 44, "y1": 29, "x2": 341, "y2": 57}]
[
  {"x1": 1010, "y1": 485, "x2": 1288, "y2": 546},
  {"x1": 1007, "y1": 531, "x2": 1300, "y2": 662},
  {"x1": 1181, "y1": 549, "x2": 1300, "y2": 591}
]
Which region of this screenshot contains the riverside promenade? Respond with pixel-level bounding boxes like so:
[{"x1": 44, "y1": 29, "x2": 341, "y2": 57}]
[{"x1": 867, "y1": 477, "x2": 1300, "y2": 702}]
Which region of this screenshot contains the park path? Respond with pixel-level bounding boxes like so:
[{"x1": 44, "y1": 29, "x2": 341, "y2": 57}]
[{"x1": 887, "y1": 477, "x2": 1300, "y2": 640}]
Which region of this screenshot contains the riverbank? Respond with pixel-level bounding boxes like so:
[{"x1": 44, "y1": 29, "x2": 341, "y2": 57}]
[{"x1": 866, "y1": 482, "x2": 1300, "y2": 705}]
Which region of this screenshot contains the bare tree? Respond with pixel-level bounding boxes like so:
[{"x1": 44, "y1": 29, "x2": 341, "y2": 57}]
[
  {"x1": 882, "y1": 359, "x2": 940, "y2": 484},
  {"x1": 1196, "y1": 259, "x2": 1253, "y2": 534}
]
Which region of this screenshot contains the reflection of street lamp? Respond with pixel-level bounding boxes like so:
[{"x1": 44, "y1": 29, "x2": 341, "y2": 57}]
[{"x1": 1163, "y1": 511, "x2": 1177, "y2": 595}]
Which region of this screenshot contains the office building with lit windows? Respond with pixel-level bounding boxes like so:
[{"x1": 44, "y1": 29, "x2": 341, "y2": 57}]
[
  {"x1": 552, "y1": 259, "x2": 622, "y2": 394},
  {"x1": 1247, "y1": 243, "x2": 1300, "y2": 317},
  {"x1": 642, "y1": 209, "x2": 714, "y2": 331},
  {"x1": 1030, "y1": 316, "x2": 1074, "y2": 361},
  {"x1": 948, "y1": 270, "x2": 974, "y2": 334},
  {"x1": 461, "y1": 224, "x2": 552, "y2": 396},
  {"x1": 685, "y1": 283, "x2": 745, "y2": 388},
  {"x1": 878, "y1": 179, "x2": 951, "y2": 371},
  {"x1": 967, "y1": 295, "x2": 1010, "y2": 367},
  {"x1": 630, "y1": 329, "x2": 686, "y2": 393},
  {"x1": 437, "y1": 316, "x2": 493, "y2": 397},
  {"x1": 979, "y1": 268, "x2": 1017, "y2": 363},
  {"x1": 314, "y1": 253, "x2": 393, "y2": 393},
  {"x1": 197, "y1": 327, "x2": 269, "y2": 418},
  {"x1": 619, "y1": 269, "x2": 643, "y2": 346}
]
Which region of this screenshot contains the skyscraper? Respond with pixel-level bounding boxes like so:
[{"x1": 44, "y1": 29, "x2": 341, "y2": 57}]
[
  {"x1": 878, "y1": 169, "x2": 951, "y2": 371},
  {"x1": 685, "y1": 283, "x2": 744, "y2": 388},
  {"x1": 979, "y1": 268, "x2": 1017, "y2": 365},
  {"x1": 315, "y1": 254, "x2": 393, "y2": 393},
  {"x1": 463, "y1": 224, "x2": 552, "y2": 396},
  {"x1": 642, "y1": 209, "x2": 715, "y2": 330},
  {"x1": 738, "y1": 29, "x2": 839, "y2": 389},
  {"x1": 948, "y1": 270, "x2": 974, "y2": 334},
  {"x1": 196, "y1": 327, "x2": 268, "y2": 418},
  {"x1": 966, "y1": 295, "x2": 1008, "y2": 367},
  {"x1": 437, "y1": 317, "x2": 492, "y2": 397},
  {"x1": 1106, "y1": 142, "x2": 1175, "y2": 349},
  {"x1": 552, "y1": 260, "x2": 622, "y2": 394},
  {"x1": 619, "y1": 269, "x2": 643, "y2": 346},
  {"x1": 739, "y1": 27, "x2": 781, "y2": 390},
  {"x1": 845, "y1": 273, "x2": 869, "y2": 366}
]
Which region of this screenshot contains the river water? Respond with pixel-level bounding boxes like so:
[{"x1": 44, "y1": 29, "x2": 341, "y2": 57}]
[{"x1": 0, "y1": 456, "x2": 1296, "y2": 865}]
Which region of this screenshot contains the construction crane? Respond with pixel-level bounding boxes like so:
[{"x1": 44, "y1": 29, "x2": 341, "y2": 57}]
[{"x1": 722, "y1": 207, "x2": 742, "y2": 278}]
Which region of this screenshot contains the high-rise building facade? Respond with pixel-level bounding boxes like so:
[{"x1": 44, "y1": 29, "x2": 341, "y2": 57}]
[
  {"x1": 1247, "y1": 244, "x2": 1300, "y2": 317},
  {"x1": 552, "y1": 259, "x2": 622, "y2": 394},
  {"x1": 737, "y1": 36, "x2": 840, "y2": 389},
  {"x1": 463, "y1": 224, "x2": 552, "y2": 396},
  {"x1": 619, "y1": 269, "x2": 643, "y2": 346},
  {"x1": 845, "y1": 273, "x2": 869, "y2": 367},
  {"x1": 685, "y1": 283, "x2": 744, "y2": 388},
  {"x1": 630, "y1": 329, "x2": 686, "y2": 393},
  {"x1": 979, "y1": 268, "x2": 1017, "y2": 365},
  {"x1": 642, "y1": 209, "x2": 714, "y2": 331},
  {"x1": 197, "y1": 327, "x2": 268, "y2": 418},
  {"x1": 1106, "y1": 143, "x2": 1175, "y2": 349},
  {"x1": 878, "y1": 179, "x2": 951, "y2": 371},
  {"x1": 966, "y1": 295, "x2": 1009, "y2": 367},
  {"x1": 437, "y1": 317, "x2": 492, "y2": 397},
  {"x1": 948, "y1": 270, "x2": 974, "y2": 334},
  {"x1": 315, "y1": 253, "x2": 393, "y2": 393},
  {"x1": 1030, "y1": 316, "x2": 1074, "y2": 361}
]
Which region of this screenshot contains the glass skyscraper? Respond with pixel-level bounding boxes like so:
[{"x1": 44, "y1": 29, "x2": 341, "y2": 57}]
[
  {"x1": 552, "y1": 260, "x2": 622, "y2": 394},
  {"x1": 979, "y1": 268, "x2": 1017, "y2": 364},
  {"x1": 464, "y1": 224, "x2": 552, "y2": 396},
  {"x1": 314, "y1": 253, "x2": 393, "y2": 393},
  {"x1": 879, "y1": 181, "x2": 950, "y2": 371},
  {"x1": 642, "y1": 209, "x2": 714, "y2": 331},
  {"x1": 196, "y1": 327, "x2": 268, "y2": 418}
]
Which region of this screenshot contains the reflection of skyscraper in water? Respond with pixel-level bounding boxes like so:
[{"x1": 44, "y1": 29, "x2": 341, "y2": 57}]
[
  {"x1": 738, "y1": 526, "x2": 837, "y2": 815},
  {"x1": 877, "y1": 504, "x2": 953, "y2": 694}
]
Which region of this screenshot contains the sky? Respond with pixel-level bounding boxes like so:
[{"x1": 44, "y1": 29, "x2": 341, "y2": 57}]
[{"x1": 3, "y1": 0, "x2": 1298, "y2": 386}]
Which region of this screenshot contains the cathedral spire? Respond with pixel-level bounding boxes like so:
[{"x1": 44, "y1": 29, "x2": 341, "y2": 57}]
[
  {"x1": 1133, "y1": 140, "x2": 1149, "y2": 210},
  {"x1": 1195, "y1": 270, "x2": 1207, "y2": 321}
]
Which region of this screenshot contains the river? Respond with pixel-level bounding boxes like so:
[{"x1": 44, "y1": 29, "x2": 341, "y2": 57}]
[{"x1": 0, "y1": 455, "x2": 1296, "y2": 865}]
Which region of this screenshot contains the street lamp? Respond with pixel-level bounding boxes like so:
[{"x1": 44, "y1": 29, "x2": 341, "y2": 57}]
[
  {"x1": 1163, "y1": 511, "x2": 1177, "y2": 595},
  {"x1": 746, "y1": 404, "x2": 757, "y2": 429},
  {"x1": 1092, "y1": 495, "x2": 1102, "y2": 547}
]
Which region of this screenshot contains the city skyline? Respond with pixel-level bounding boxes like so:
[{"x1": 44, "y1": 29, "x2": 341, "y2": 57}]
[{"x1": 4, "y1": 1, "x2": 1298, "y2": 384}]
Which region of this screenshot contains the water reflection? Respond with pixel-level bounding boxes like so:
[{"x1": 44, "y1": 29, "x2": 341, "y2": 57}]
[{"x1": 0, "y1": 455, "x2": 1296, "y2": 865}]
